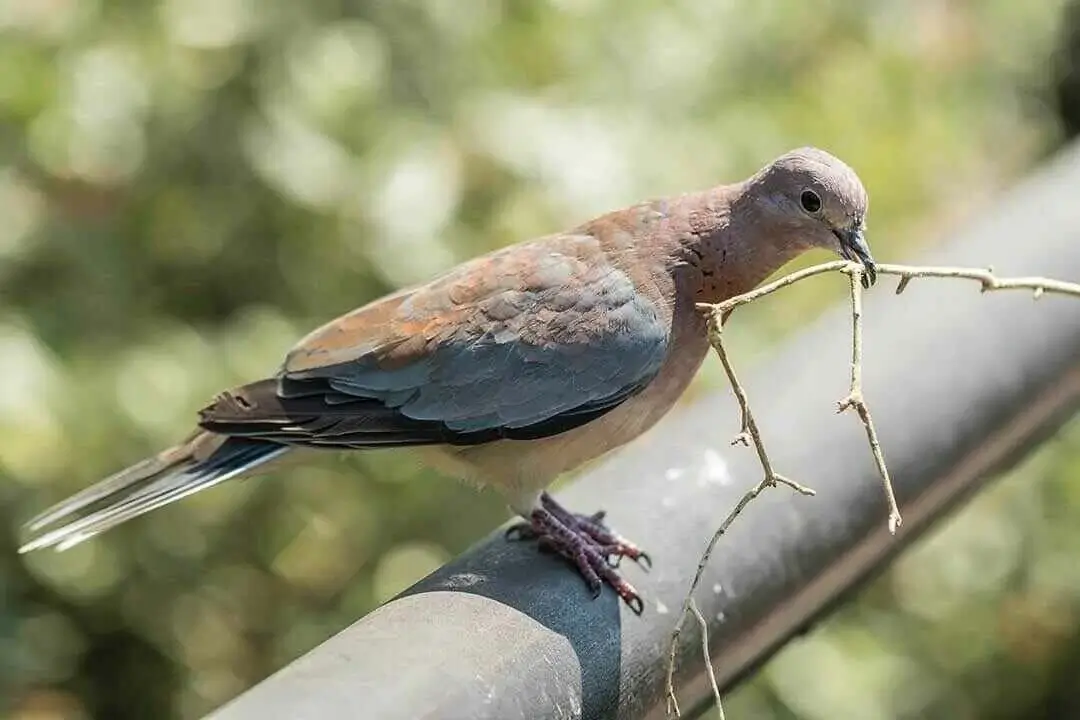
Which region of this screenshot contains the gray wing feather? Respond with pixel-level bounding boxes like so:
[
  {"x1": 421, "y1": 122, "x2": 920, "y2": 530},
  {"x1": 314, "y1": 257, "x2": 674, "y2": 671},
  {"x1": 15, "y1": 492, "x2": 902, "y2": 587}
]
[{"x1": 287, "y1": 263, "x2": 669, "y2": 435}]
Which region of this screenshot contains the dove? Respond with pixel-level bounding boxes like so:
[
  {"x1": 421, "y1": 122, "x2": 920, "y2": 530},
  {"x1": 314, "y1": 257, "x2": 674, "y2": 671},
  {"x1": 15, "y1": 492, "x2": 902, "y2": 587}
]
[{"x1": 20, "y1": 147, "x2": 875, "y2": 613}]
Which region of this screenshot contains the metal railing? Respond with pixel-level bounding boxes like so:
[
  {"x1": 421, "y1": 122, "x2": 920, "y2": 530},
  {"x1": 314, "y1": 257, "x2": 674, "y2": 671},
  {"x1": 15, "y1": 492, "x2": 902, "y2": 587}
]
[{"x1": 209, "y1": 142, "x2": 1080, "y2": 720}]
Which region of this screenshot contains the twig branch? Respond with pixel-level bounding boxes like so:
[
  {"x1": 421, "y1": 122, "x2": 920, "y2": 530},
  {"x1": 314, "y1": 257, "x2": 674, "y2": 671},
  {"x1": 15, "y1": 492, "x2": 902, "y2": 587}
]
[
  {"x1": 663, "y1": 466, "x2": 793, "y2": 719},
  {"x1": 879, "y1": 262, "x2": 1080, "y2": 298},
  {"x1": 712, "y1": 260, "x2": 851, "y2": 314},
  {"x1": 665, "y1": 309, "x2": 815, "y2": 718},
  {"x1": 711, "y1": 261, "x2": 1080, "y2": 313},
  {"x1": 837, "y1": 267, "x2": 902, "y2": 533},
  {"x1": 666, "y1": 259, "x2": 1080, "y2": 718},
  {"x1": 690, "y1": 598, "x2": 725, "y2": 720},
  {"x1": 700, "y1": 309, "x2": 816, "y2": 497}
]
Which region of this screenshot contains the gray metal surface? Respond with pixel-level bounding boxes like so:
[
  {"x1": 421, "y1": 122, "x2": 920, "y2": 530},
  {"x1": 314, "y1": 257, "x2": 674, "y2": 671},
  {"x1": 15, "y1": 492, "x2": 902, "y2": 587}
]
[{"x1": 210, "y1": 143, "x2": 1080, "y2": 720}]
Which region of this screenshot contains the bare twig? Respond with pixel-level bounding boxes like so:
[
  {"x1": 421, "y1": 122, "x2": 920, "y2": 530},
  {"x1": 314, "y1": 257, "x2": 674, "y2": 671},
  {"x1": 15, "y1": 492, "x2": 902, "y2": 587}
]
[
  {"x1": 666, "y1": 260, "x2": 1080, "y2": 718},
  {"x1": 665, "y1": 309, "x2": 815, "y2": 718},
  {"x1": 700, "y1": 308, "x2": 816, "y2": 497},
  {"x1": 879, "y1": 262, "x2": 1080, "y2": 298},
  {"x1": 837, "y1": 267, "x2": 902, "y2": 533},
  {"x1": 710, "y1": 260, "x2": 851, "y2": 314},
  {"x1": 709, "y1": 261, "x2": 1080, "y2": 313},
  {"x1": 690, "y1": 598, "x2": 725, "y2": 720},
  {"x1": 663, "y1": 470, "x2": 787, "y2": 718}
]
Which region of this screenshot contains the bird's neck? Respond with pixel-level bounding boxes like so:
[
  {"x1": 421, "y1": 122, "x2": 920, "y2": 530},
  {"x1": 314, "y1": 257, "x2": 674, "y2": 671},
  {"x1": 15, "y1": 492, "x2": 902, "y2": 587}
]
[{"x1": 673, "y1": 185, "x2": 809, "y2": 305}]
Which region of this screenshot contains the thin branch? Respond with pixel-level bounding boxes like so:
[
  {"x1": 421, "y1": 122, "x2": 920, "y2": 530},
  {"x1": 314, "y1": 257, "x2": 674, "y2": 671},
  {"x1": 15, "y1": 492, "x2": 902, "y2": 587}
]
[
  {"x1": 666, "y1": 309, "x2": 815, "y2": 718},
  {"x1": 707, "y1": 261, "x2": 1080, "y2": 315},
  {"x1": 837, "y1": 267, "x2": 902, "y2": 533},
  {"x1": 696, "y1": 258, "x2": 1080, "y2": 536},
  {"x1": 709, "y1": 260, "x2": 851, "y2": 315},
  {"x1": 666, "y1": 260, "x2": 1080, "y2": 717},
  {"x1": 879, "y1": 262, "x2": 1080, "y2": 298},
  {"x1": 690, "y1": 598, "x2": 726, "y2": 720},
  {"x1": 663, "y1": 472, "x2": 777, "y2": 719},
  {"x1": 700, "y1": 308, "x2": 816, "y2": 497}
]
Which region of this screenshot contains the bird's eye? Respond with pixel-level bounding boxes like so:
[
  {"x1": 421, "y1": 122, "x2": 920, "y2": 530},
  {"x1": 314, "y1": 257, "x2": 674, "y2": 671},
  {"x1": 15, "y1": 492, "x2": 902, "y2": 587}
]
[{"x1": 800, "y1": 190, "x2": 822, "y2": 213}]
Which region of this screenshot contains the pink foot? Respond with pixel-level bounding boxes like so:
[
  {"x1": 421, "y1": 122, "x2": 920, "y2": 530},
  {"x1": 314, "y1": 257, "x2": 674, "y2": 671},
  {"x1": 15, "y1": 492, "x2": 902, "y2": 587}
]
[{"x1": 507, "y1": 492, "x2": 650, "y2": 614}]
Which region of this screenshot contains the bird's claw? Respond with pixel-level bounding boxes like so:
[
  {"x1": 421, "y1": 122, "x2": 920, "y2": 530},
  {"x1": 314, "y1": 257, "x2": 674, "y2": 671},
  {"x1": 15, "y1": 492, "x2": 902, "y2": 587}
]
[
  {"x1": 607, "y1": 548, "x2": 652, "y2": 572},
  {"x1": 632, "y1": 550, "x2": 652, "y2": 571},
  {"x1": 575, "y1": 544, "x2": 644, "y2": 615},
  {"x1": 508, "y1": 492, "x2": 649, "y2": 614},
  {"x1": 623, "y1": 592, "x2": 645, "y2": 616}
]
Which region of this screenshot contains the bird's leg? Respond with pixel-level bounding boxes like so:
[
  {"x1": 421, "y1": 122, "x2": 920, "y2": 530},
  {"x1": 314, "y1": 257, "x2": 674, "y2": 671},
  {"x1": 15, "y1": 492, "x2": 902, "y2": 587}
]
[{"x1": 506, "y1": 491, "x2": 650, "y2": 614}]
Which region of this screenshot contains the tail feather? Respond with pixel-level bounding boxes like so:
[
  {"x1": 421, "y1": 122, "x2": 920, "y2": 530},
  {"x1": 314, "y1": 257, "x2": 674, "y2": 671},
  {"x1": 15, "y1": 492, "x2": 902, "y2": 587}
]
[
  {"x1": 20, "y1": 433, "x2": 289, "y2": 553},
  {"x1": 24, "y1": 439, "x2": 196, "y2": 533}
]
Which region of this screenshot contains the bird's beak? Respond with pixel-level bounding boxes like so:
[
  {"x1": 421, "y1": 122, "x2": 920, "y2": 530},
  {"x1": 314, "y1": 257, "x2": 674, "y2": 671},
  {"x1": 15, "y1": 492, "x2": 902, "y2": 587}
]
[{"x1": 835, "y1": 226, "x2": 876, "y2": 288}]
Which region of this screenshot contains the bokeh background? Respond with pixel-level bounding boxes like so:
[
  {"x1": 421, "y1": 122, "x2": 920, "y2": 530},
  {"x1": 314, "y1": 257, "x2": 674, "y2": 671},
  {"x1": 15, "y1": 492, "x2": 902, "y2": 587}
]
[{"x1": 2, "y1": 0, "x2": 1079, "y2": 717}]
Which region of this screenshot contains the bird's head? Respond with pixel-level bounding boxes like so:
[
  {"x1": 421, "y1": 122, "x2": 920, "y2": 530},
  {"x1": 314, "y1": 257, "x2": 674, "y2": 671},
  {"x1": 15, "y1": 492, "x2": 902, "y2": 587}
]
[{"x1": 744, "y1": 147, "x2": 876, "y2": 287}]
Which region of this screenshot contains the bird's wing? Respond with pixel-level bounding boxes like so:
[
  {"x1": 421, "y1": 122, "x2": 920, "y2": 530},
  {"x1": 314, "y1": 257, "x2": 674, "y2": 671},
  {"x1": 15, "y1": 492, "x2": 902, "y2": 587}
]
[{"x1": 198, "y1": 234, "x2": 671, "y2": 446}]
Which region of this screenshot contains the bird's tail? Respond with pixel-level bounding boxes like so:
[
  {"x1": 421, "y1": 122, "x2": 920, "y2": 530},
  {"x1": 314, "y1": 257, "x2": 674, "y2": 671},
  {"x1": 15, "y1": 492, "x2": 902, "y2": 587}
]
[{"x1": 19, "y1": 432, "x2": 289, "y2": 553}]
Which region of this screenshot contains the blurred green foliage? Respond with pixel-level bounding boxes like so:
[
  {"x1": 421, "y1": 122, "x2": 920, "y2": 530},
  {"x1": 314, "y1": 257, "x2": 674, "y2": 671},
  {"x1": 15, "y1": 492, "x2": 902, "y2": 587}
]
[{"x1": 0, "y1": 0, "x2": 1077, "y2": 718}]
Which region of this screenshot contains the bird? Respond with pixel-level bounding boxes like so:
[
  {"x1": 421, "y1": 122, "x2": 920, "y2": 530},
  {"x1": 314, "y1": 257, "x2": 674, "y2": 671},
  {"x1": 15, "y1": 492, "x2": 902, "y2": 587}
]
[{"x1": 19, "y1": 147, "x2": 875, "y2": 613}]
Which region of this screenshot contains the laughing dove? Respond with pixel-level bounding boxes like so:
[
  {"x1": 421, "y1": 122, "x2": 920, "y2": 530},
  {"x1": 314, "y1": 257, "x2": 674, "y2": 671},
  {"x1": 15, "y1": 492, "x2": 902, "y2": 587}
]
[{"x1": 20, "y1": 147, "x2": 875, "y2": 612}]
